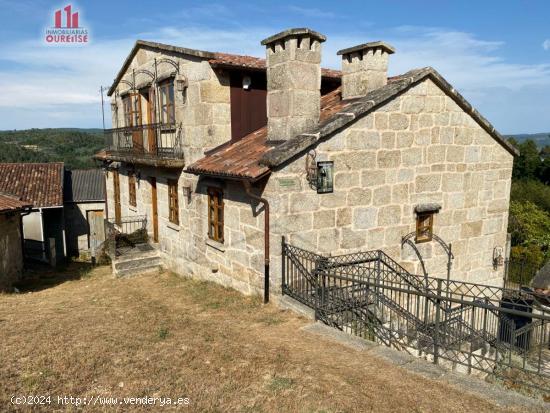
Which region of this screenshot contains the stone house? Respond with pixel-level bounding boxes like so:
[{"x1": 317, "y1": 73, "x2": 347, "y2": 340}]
[
  {"x1": 0, "y1": 194, "x2": 31, "y2": 291},
  {"x1": 95, "y1": 28, "x2": 516, "y2": 300},
  {"x1": 0, "y1": 162, "x2": 66, "y2": 263},
  {"x1": 64, "y1": 169, "x2": 106, "y2": 258}
]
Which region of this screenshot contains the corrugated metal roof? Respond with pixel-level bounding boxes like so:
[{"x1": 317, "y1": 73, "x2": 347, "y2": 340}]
[
  {"x1": 0, "y1": 163, "x2": 64, "y2": 207},
  {"x1": 64, "y1": 169, "x2": 105, "y2": 203}
]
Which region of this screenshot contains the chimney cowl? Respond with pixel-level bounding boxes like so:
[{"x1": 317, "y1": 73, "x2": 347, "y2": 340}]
[
  {"x1": 261, "y1": 28, "x2": 326, "y2": 46},
  {"x1": 338, "y1": 41, "x2": 395, "y2": 100},
  {"x1": 336, "y1": 41, "x2": 395, "y2": 57}
]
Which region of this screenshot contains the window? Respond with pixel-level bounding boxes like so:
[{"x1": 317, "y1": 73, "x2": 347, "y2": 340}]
[
  {"x1": 208, "y1": 187, "x2": 224, "y2": 243},
  {"x1": 159, "y1": 79, "x2": 175, "y2": 124},
  {"x1": 168, "y1": 179, "x2": 179, "y2": 225},
  {"x1": 415, "y1": 212, "x2": 433, "y2": 243},
  {"x1": 128, "y1": 173, "x2": 137, "y2": 207},
  {"x1": 122, "y1": 93, "x2": 141, "y2": 127}
]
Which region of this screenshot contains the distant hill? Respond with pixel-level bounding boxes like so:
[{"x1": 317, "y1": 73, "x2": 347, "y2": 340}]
[
  {"x1": 508, "y1": 133, "x2": 550, "y2": 148},
  {"x1": 0, "y1": 128, "x2": 104, "y2": 169}
]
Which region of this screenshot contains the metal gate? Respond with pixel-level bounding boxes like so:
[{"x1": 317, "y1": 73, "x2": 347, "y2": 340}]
[{"x1": 281, "y1": 237, "x2": 550, "y2": 394}]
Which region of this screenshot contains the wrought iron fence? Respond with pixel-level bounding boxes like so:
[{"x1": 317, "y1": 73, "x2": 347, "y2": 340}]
[
  {"x1": 104, "y1": 122, "x2": 183, "y2": 159},
  {"x1": 504, "y1": 258, "x2": 541, "y2": 290},
  {"x1": 104, "y1": 215, "x2": 148, "y2": 258},
  {"x1": 281, "y1": 237, "x2": 550, "y2": 394}
]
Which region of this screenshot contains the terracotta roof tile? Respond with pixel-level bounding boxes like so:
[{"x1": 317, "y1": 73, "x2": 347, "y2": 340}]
[
  {"x1": 186, "y1": 88, "x2": 346, "y2": 180},
  {"x1": 0, "y1": 193, "x2": 31, "y2": 213},
  {"x1": 209, "y1": 52, "x2": 341, "y2": 79},
  {"x1": 0, "y1": 163, "x2": 64, "y2": 207}
]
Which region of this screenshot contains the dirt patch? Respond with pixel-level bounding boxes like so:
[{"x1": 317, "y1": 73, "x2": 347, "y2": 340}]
[{"x1": 0, "y1": 266, "x2": 538, "y2": 412}]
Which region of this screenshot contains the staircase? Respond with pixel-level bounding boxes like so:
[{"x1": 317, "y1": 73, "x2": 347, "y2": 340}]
[{"x1": 112, "y1": 244, "x2": 162, "y2": 277}]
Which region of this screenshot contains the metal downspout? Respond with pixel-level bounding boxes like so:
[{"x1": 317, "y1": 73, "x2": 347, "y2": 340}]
[{"x1": 243, "y1": 180, "x2": 270, "y2": 304}]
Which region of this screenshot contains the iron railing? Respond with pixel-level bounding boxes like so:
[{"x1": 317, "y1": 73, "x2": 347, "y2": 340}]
[
  {"x1": 104, "y1": 122, "x2": 183, "y2": 159},
  {"x1": 504, "y1": 258, "x2": 541, "y2": 290},
  {"x1": 104, "y1": 215, "x2": 148, "y2": 258},
  {"x1": 281, "y1": 238, "x2": 550, "y2": 394}
]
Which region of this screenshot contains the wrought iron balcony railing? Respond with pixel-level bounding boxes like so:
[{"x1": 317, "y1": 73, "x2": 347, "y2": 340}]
[{"x1": 104, "y1": 122, "x2": 183, "y2": 160}]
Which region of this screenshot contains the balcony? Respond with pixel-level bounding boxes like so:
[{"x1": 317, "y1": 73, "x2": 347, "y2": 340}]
[{"x1": 97, "y1": 123, "x2": 185, "y2": 168}]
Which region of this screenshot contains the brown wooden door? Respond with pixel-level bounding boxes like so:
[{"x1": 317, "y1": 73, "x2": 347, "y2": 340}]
[
  {"x1": 113, "y1": 170, "x2": 121, "y2": 225},
  {"x1": 145, "y1": 88, "x2": 157, "y2": 154},
  {"x1": 230, "y1": 71, "x2": 267, "y2": 141},
  {"x1": 131, "y1": 93, "x2": 143, "y2": 151},
  {"x1": 150, "y1": 177, "x2": 159, "y2": 243}
]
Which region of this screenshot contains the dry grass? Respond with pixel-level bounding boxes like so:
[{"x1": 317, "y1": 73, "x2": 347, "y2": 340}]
[{"x1": 0, "y1": 265, "x2": 536, "y2": 412}]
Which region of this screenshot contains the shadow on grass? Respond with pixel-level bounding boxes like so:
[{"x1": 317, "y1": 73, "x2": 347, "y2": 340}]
[{"x1": 15, "y1": 261, "x2": 96, "y2": 293}]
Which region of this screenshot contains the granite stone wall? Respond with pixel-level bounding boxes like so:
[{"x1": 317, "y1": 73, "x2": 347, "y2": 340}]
[
  {"x1": 0, "y1": 213, "x2": 23, "y2": 291},
  {"x1": 265, "y1": 77, "x2": 513, "y2": 289}
]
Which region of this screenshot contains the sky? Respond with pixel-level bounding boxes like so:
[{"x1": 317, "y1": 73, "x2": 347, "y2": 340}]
[{"x1": 0, "y1": 0, "x2": 549, "y2": 134}]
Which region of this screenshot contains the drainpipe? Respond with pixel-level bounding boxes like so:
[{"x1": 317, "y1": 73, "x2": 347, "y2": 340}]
[
  {"x1": 243, "y1": 180, "x2": 270, "y2": 304},
  {"x1": 19, "y1": 206, "x2": 32, "y2": 270}
]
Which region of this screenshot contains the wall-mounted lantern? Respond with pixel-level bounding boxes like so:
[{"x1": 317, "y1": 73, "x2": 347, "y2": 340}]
[
  {"x1": 316, "y1": 161, "x2": 334, "y2": 194},
  {"x1": 493, "y1": 247, "x2": 504, "y2": 270},
  {"x1": 242, "y1": 75, "x2": 252, "y2": 90}
]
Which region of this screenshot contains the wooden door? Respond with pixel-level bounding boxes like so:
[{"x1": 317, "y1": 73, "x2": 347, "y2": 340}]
[
  {"x1": 150, "y1": 177, "x2": 159, "y2": 243},
  {"x1": 113, "y1": 170, "x2": 121, "y2": 225},
  {"x1": 230, "y1": 72, "x2": 267, "y2": 141},
  {"x1": 88, "y1": 210, "x2": 105, "y2": 249},
  {"x1": 131, "y1": 92, "x2": 143, "y2": 151},
  {"x1": 145, "y1": 88, "x2": 157, "y2": 154}
]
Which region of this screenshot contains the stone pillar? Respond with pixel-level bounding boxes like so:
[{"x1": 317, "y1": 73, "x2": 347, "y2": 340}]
[
  {"x1": 261, "y1": 28, "x2": 326, "y2": 143},
  {"x1": 337, "y1": 41, "x2": 395, "y2": 100}
]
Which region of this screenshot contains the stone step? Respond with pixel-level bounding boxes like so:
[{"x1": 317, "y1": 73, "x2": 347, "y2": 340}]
[
  {"x1": 114, "y1": 256, "x2": 161, "y2": 271},
  {"x1": 115, "y1": 263, "x2": 162, "y2": 278},
  {"x1": 114, "y1": 249, "x2": 159, "y2": 264}
]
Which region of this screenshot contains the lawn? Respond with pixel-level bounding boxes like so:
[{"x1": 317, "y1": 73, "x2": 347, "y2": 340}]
[{"x1": 0, "y1": 264, "x2": 535, "y2": 412}]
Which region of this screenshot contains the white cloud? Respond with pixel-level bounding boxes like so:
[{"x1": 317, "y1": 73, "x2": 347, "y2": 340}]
[
  {"x1": 1, "y1": 24, "x2": 550, "y2": 133},
  {"x1": 543, "y1": 39, "x2": 550, "y2": 50},
  {"x1": 287, "y1": 6, "x2": 335, "y2": 19}
]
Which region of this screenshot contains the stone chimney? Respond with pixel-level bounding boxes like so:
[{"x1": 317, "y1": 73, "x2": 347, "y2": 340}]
[
  {"x1": 261, "y1": 28, "x2": 326, "y2": 142},
  {"x1": 337, "y1": 41, "x2": 395, "y2": 100}
]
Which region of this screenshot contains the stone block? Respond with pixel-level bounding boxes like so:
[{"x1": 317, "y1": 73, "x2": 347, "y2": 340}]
[
  {"x1": 290, "y1": 192, "x2": 319, "y2": 213},
  {"x1": 346, "y1": 130, "x2": 381, "y2": 150},
  {"x1": 396, "y1": 131, "x2": 414, "y2": 148},
  {"x1": 441, "y1": 173, "x2": 464, "y2": 192},
  {"x1": 461, "y1": 221, "x2": 482, "y2": 238},
  {"x1": 375, "y1": 113, "x2": 389, "y2": 129},
  {"x1": 347, "y1": 188, "x2": 372, "y2": 206},
  {"x1": 401, "y1": 148, "x2": 423, "y2": 167},
  {"x1": 313, "y1": 210, "x2": 336, "y2": 228},
  {"x1": 336, "y1": 207, "x2": 352, "y2": 226},
  {"x1": 389, "y1": 113, "x2": 410, "y2": 130},
  {"x1": 340, "y1": 227, "x2": 367, "y2": 249},
  {"x1": 446, "y1": 146, "x2": 465, "y2": 163},
  {"x1": 353, "y1": 207, "x2": 378, "y2": 230},
  {"x1": 361, "y1": 170, "x2": 386, "y2": 187},
  {"x1": 415, "y1": 174, "x2": 441, "y2": 193},
  {"x1": 377, "y1": 150, "x2": 401, "y2": 169},
  {"x1": 335, "y1": 171, "x2": 360, "y2": 188},
  {"x1": 200, "y1": 81, "x2": 230, "y2": 103},
  {"x1": 381, "y1": 131, "x2": 396, "y2": 149},
  {"x1": 373, "y1": 186, "x2": 392, "y2": 206},
  {"x1": 378, "y1": 205, "x2": 401, "y2": 226}
]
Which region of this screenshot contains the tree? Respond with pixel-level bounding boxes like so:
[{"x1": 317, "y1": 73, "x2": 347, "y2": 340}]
[{"x1": 512, "y1": 139, "x2": 542, "y2": 180}]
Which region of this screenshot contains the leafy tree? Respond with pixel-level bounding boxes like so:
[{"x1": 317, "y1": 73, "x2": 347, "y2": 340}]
[
  {"x1": 511, "y1": 139, "x2": 542, "y2": 180},
  {"x1": 508, "y1": 200, "x2": 550, "y2": 259}
]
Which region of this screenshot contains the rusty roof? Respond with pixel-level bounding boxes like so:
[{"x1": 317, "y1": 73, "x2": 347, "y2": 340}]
[
  {"x1": 185, "y1": 88, "x2": 346, "y2": 180},
  {"x1": 209, "y1": 52, "x2": 341, "y2": 79},
  {"x1": 64, "y1": 169, "x2": 105, "y2": 203},
  {"x1": 187, "y1": 67, "x2": 517, "y2": 180},
  {"x1": 0, "y1": 163, "x2": 64, "y2": 207},
  {"x1": 0, "y1": 193, "x2": 32, "y2": 213}
]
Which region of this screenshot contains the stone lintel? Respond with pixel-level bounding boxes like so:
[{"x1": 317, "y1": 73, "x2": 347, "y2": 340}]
[
  {"x1": 414, "y1": 203, "x2": 442, "y2": 214},
  {"x1": 337, "y1": 41, "x2": 396, "y2": 57}
]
